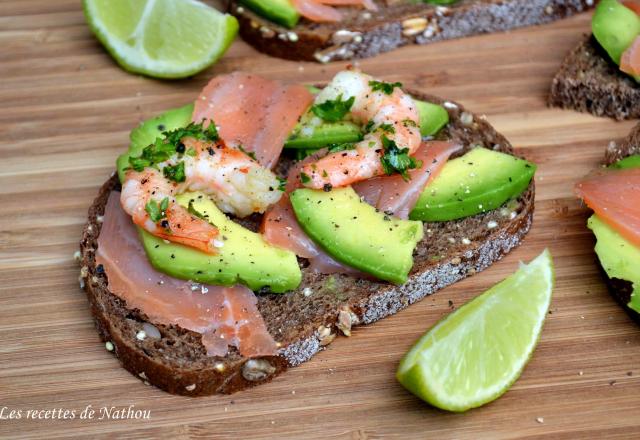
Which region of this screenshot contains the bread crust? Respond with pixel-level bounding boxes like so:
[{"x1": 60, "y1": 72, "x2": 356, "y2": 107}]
[
  {"x1": 549, "y1": 36, "x2": 640, "y2": 120},
  {"x1": 598, "y1": 123, "x2": 640, "y2": 324},
  {"x1": 229, "y1": 0, "x2": 594, "y2": 63},
  {"x1": 79, "y1": 91, "x2": 535, "y2": 395}
]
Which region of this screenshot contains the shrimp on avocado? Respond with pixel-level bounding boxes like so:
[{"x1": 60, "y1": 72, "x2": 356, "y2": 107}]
[
  {"x1": 121, "y1": 129, "x2": 283, "y2": 255},
  {"x1": 300, "y1": 69, "x2": 422, "y2": 189}
]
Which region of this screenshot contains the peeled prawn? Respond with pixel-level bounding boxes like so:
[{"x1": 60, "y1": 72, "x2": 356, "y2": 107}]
[
  {"x1": 121, "y1": 137, "x2": 283, "y2": 254},
  {"x1": 301, "y1": 69, "x2": 421, "y2": 189}
]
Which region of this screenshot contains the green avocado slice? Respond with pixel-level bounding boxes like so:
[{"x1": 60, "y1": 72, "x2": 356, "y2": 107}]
[
  {"x1": 140, "y1": 192, "x2": 301, "y2": 293},
  {"x1": 409, "y1": 148, "x2": 536, "y2": 222},
  {"x1": 589, "y1": 215, "x2": 640, "y2": 313},
  {"x1": 610, "y1": 154, "x2": 640, "y2": 170},
  {"x1": 238, "y1": 0, "x2": 299, "y2": 28},
  {"x1": 593, "y1": 0, "x2": 640, "y2": 66},
  {"x1": 290, "y1": 186, "x2": 424, "y2": 285}
]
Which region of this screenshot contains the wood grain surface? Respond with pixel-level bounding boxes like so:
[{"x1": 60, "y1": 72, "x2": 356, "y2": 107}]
[{"x1": 1, "y1": 1, "x2": 639, "y2": 439}]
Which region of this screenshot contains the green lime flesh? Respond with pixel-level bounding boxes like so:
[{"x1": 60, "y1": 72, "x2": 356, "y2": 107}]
[
  {"x1": 83, "y1": 0, "x2": 238, "y2": 79},
  {"x1": 397, "y1": 249, "x2": 554, "y2": 412}
]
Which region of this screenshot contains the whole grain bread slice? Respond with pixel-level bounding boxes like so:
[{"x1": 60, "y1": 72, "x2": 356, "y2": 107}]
[
  {"x1": 598, "y1": 123, "x2": 640, "y2": 323},
  {"x1": 229, "y1": 0, "x2": 594, "y2": 63},
  {"x1": 79, "y1": 90, "x2": 535, "y2": 396},
  {"x1": 549, "y1": 36, "x2": 640, "y2": 120}
]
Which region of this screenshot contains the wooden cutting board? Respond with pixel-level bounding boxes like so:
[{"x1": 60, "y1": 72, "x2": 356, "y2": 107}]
[{"x1": 2, "y1": 2, "x2": 639, "y2": 438}]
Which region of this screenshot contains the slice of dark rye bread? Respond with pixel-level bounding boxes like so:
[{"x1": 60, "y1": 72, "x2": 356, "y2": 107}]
[
  {"x1": 599, "y1": 123, "x2": 640, "y2": 323},
  {"x1": 228, "y1": 0, "x2": 594, "y2": 63},
  {"x1": 549, "y1": 36, "x2": 640, "y2": 120},
  {"x1": 78, "y1": 90, "x2": 535, "y2": 396}
]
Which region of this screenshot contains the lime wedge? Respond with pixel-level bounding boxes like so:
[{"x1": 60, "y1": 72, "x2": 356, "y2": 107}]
[
  {"x1": 83, "y1": 0, "x2": 238, "y2": 79},
  {"x1": 397, "y1": 249, "x2": 554, "y2": 412}
]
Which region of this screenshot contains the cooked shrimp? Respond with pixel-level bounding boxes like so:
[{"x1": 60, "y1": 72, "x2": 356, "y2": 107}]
[
  {"x1": 121, "y1": 137, "x2": 283, "y2": 254},
  {"x1": 300, "y1": 70, "x2": 421, "y2": 189}
]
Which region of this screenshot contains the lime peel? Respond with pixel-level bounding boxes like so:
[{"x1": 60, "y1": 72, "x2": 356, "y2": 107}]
[{"x1": 397, "y1": 249, "x2": 554, "y2": 412}]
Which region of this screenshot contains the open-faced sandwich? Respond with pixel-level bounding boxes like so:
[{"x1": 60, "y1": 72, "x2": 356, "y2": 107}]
[
  {"x1": 79, "y1": 68, "x2": 537, "y2": 395},
  {"x1": 575, "y1": 123, "x2": 640, "y2": 322},
  {"x1": 550, "y1": 0, "x2": 640, "y2": 120},
  {"x1": 230, "y1": 0, "x2": 595, "y2": 63}
]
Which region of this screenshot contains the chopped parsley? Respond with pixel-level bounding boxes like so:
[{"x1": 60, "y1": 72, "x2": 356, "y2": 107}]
[
  {"x1": 164, "y1": 121, "x2": 219, "y2": 145},
  {"x1": 145, "y1": 197, "x2": 169, "y2": 223},
  {"x1": 277, "y1": 177, "x2": 287, "y2": 192},
  {"x1": 364, "y1": 121, "x2": 395, "y2": 134},
  {"x1": 237, "y1": 144, "x2": 257, "y2": 161},
  {"x1": 364, "y1": 120, "x2": 375, "y2": 133},
  {"x1": 369, "y1": 80, "x2": 403, "y2": 95},
  {"x1": 128, "y1": 121, "x2": 219, "y2": 172},
  {"x1": 300, "y1": 172, "x2": 311, "y2": 184},
  {"x1": 311, "y1": 94, "x2": 355, "y2": 122},
  {"x1": 163, "y1": 161, "x2": 186, "y2": 183},
  {"x1": 187, "y1": 200, "x2": 206, "y2": 220},
  {"x1": 402, "y1": 118, "x2": 418, "y2": 128},
  {"x1": 380, "y1": 135, "x2": 422, "y2": 180}
]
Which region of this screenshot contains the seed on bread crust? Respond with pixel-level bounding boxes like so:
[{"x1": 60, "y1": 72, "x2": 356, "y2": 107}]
[
  {"x1": 332, "y1": 30, "x2": 362, "y2": 44},
  {"x1": 336, "y1": 307, "x2": 359, "y2": 337},
  {"x1": 242, "y1": 359, "x2": 276, "y2": 381},
  {"x1": 402, "y1": 18, "x2": 428, "y2": 37}
]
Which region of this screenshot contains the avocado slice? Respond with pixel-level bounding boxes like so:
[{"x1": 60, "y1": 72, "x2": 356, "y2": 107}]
[
  {"x1": 284, "y1": 117, "x2": 363, "y2": 149},
  {"x1": 238, "y1": 0, "x2": 299, "y2": 29},
  {"x1": 141, "y1": 192, "x2": 301, "y2": 293},
  {"x1": 117, "y1": 103, "x2": 194, "y2": 182},
  {"x1": 610, "y1": 154, "x2": 640, "y2": 170},
  {"x1": 290, "y1": 187, "x2": 424, "y2": 285},
  {"x1": 589, "y1": 214, "x2": 640, "y2": 313},
  {"x1": 284, "y1": 98, "x2": 449, "y2": 150},
  {"x1": 593, "y1": 0, "x2": 640, "y2": 65},
  {"x1": 409, "y1": 148, "x2": 536, "y2": 222},
  {"x1": 416, "y1": 100, "x2": 449, "y2": 137}
]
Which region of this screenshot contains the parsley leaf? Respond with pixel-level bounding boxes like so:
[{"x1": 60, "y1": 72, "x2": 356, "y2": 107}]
[
  {"x1": 300, "y1": 172, "x2": 311, "y2": 184},
  {"x1": 311, "y1": 94, "x2": 355, "y2": 122},
  {"x1": 369, "y1": 80, "x2": 403, "y2": 95},
  {"x1": 364, "y1": 120, "x2": 375, "y2": 133},
  {"x1": 163, "y1": 161, "x2": 186, "y2": 183},
  {"x1": 128, "y1": 121, "x2": 218, "y2": 172},
  {"x1": 237, "y1": 144, "x2": 257, "y2": 161},
  {"x1": 187, "y1": 201, "x2": 207, "y2": 220},
  {"x1": 164, "y1": 121, "x2": 219, "y2": 145},
  {"x1": 145, "y1": 197, "x2": 169, "y2": 223},
  {"x1": 380, "y1": 136, "x2": 421, "y2": 180},
  {"x1": 277, "y1": 177, "x2": 287, "y2": 192}
]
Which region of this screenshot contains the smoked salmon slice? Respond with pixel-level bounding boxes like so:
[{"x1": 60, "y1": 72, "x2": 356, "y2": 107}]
[
  {"x1": 621, "y1": 36, "x2": 640, "y2": 77},
  {"x1": 575, "y1": 167, "x2": 640, "y2": 248},
  {"x1": 96, "y1": 192, "x2": 278, "y2": 358},
  {"x1": 192, "y1": 72, "x2": 313, "y2": 169},
  {"x1": 292, "y1": 0, "x2": 343, "y2": 22},
  {"x1": 353, "y1": 141, "x2": 461, "y2": 219}
]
